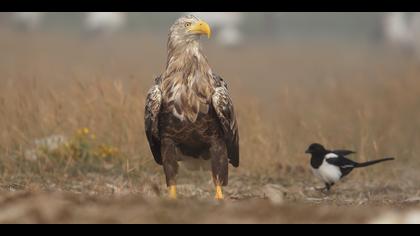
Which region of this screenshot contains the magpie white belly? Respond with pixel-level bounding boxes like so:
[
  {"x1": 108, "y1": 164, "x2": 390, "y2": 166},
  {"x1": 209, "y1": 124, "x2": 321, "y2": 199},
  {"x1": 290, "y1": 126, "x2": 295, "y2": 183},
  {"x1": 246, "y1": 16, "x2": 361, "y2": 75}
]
[{"x1": 312, "y1": 159, "x2": 342, "y2": 184}]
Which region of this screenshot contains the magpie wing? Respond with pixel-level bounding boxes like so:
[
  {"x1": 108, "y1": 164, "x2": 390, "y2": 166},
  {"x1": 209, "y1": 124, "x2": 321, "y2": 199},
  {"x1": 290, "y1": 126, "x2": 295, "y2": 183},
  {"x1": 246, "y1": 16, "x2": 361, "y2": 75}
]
[
  {"x1": 325, "y1": 155, "x2": 357, "y2": 177},
  {"x1": 332, "y1": 149, "x2": 356, "y2": 157}
]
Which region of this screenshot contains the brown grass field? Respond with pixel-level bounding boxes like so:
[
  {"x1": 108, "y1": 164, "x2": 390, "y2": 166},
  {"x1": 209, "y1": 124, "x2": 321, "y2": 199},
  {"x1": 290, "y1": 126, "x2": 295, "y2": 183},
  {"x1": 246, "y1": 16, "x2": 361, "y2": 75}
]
[{"x1": 1, "y1": 29, "x2": 420, "y2": 223}]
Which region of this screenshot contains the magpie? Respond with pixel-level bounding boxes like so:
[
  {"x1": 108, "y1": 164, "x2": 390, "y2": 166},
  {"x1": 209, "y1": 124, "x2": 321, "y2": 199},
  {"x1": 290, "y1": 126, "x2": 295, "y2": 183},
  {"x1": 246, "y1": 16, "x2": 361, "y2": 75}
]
[{"x1": 305, "y1": 143, "x2": 395, "y2": 192}]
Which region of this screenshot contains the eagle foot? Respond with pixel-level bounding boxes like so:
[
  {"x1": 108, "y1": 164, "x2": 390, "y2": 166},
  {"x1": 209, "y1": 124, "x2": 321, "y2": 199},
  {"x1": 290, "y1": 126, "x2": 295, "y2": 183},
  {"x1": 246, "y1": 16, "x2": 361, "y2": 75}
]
[
  {"x1": 168, "y1": 185, "x2": 177, "y2": 200},
  {"x1": 215, "y1": 186, "x2": 224, "y2": 200}
]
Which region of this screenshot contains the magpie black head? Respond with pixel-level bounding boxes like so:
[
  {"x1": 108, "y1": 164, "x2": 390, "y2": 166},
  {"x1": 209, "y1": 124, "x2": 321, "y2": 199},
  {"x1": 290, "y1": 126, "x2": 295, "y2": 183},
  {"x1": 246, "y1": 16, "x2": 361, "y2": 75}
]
[{"x1": 305, "y1": 143, "x2": 328, "y2": 155}]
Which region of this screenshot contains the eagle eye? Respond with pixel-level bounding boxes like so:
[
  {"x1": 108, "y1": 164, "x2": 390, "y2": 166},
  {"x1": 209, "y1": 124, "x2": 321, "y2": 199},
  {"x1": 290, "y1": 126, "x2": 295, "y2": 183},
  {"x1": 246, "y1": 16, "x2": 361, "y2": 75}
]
[{"x1": 184, "y1": 22, "x2": 191, "y2": 27}]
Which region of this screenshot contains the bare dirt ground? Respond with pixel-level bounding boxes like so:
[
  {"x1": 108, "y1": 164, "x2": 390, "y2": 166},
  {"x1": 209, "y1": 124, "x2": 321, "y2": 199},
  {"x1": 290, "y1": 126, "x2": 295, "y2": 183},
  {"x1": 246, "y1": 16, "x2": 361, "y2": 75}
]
[
  {"x1": 1, "y1": 30, "x2": 420, "y2": 223},
  {"x1": 0, "y1": 175, "x2": 419, "y2": 223},
  {"x1": 0, "y1": 191, "x2": 383, "y2": 224}
]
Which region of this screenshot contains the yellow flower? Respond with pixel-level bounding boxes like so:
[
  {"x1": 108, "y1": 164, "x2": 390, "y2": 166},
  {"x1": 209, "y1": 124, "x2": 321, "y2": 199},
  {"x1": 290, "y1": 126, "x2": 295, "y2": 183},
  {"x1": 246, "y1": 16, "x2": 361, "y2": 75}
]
[
  {"x1": 82, "y1": 128, "x2": 89, "y2": 135},
  {"x1": 96, "y1": 144, "x2": 119, "y2": 158},
  {"x1": 77, "y1": 127, "x2": 90, "y2": 136}
]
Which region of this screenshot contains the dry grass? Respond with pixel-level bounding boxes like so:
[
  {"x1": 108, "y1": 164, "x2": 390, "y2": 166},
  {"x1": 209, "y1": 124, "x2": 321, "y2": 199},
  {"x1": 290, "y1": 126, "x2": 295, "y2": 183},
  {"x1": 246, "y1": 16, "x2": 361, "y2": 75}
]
[{"x1": 0, "y1": 30, "x2": 420, "y2": 223}]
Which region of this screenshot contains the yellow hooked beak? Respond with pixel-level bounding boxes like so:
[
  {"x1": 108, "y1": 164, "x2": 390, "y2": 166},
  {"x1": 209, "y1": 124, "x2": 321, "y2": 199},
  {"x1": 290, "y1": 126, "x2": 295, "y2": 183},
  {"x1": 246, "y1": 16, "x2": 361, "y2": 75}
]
[{"x1": 189, "y1": 20, "x2": 211, "y2": 38}]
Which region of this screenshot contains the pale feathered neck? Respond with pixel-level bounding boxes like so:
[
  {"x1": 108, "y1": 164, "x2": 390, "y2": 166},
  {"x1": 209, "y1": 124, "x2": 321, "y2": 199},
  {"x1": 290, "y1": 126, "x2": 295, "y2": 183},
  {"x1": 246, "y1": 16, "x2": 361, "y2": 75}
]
[{"x1": 164, "y1": 34, "x2": 211, "y2": 77}]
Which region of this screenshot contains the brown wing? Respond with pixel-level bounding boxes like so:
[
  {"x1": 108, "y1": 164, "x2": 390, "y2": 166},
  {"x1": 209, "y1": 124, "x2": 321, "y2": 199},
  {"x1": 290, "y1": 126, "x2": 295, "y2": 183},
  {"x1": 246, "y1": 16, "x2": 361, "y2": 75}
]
[
  {"x1": 144, "y1": 83, "x2": 163, "y2": 165},
  {"x1": 211, "y1": 75, "x2": 239, "y2": 167}
]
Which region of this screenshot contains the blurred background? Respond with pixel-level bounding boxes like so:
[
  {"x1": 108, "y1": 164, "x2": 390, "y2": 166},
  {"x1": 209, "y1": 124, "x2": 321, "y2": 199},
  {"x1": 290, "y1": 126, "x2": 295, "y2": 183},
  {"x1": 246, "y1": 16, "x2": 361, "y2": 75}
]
[
  {"x1": 0, "y1": 12, "x2": 414, "y2": 39},
  {"x1": 0, "y1": 13, "x2": 420, "y2": 223},
  {"x1": 0, "y1": 12, "x2": 418, "y2": 42}
]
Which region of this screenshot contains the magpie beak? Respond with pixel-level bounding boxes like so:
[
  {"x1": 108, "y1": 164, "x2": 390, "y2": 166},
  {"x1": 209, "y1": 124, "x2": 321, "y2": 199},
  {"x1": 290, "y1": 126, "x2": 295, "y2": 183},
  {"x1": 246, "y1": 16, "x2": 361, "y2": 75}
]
[{"x1": 305, "y1": 149, "x2": 311, "y2": 154}]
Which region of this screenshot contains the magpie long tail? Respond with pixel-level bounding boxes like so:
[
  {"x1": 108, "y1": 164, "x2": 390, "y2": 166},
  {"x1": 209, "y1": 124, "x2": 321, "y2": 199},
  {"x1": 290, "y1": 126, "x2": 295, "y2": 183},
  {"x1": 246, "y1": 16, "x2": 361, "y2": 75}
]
[{"x1": 355, "y1": 157, "x2": 395, "y2": 168}]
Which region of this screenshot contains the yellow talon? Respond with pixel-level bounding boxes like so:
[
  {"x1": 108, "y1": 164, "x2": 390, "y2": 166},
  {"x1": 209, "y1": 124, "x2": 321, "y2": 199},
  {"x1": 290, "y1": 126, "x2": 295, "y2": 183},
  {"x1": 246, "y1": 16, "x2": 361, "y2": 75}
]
[
  {"x1": 168, "y1": 185, "x2": 177, "y2": 199},
  {"x1": 215, "y1": 186, "x2": 224, "y2": 200}
]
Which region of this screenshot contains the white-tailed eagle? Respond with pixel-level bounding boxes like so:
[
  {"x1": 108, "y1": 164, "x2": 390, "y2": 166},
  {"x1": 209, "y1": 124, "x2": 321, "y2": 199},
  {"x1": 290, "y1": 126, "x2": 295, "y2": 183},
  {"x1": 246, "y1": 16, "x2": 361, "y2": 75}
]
[{"x1": 144, "y1": 15, "x2": 239, "y2": 200}]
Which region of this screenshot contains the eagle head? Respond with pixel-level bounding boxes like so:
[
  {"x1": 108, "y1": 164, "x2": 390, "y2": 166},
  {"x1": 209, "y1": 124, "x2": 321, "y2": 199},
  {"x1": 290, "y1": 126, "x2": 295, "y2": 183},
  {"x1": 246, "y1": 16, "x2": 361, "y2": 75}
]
[{"x1": 169, "y1": 15, "x2": 211, "y2": 43}]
